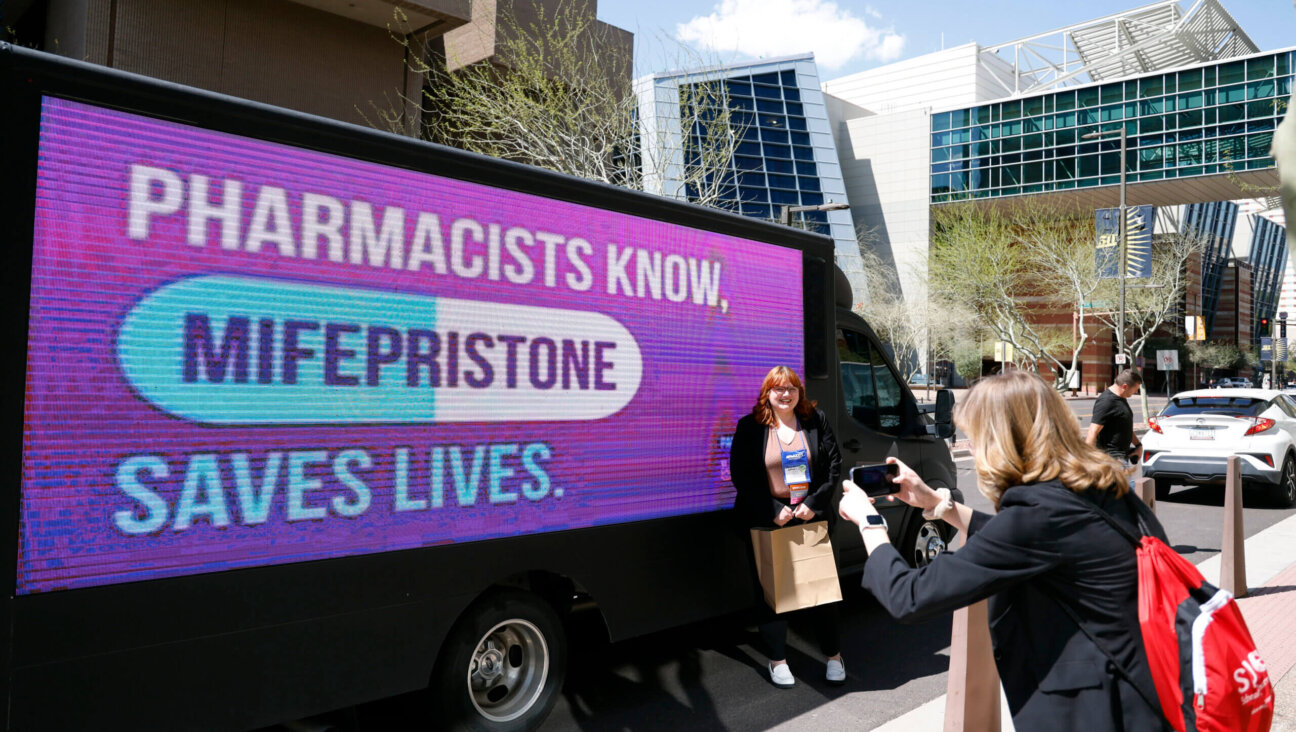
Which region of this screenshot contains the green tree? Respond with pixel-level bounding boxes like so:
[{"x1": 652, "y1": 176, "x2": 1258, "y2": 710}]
[
  {"x1": 929, "y1": 201, "x2": 1099, "y2": 389},
  {"x1": 376, "y1": 3, "x2": 741, "y2": 208},
  {"x1": 1185, "y1": 340, "x2": 1247, "y2": 381},
  {"x1": 855, "y1": 230, "x2": 977, "y2": 384}
]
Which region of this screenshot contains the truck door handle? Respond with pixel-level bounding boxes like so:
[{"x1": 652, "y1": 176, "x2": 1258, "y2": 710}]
[{"x1": 842, "y1": 439, "x2": 861, "y2": 451}]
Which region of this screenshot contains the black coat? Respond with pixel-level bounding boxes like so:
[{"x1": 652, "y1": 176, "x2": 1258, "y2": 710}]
[
  {"x1": 862, "y1": 480, "x2": 1171, "y2": 731},
  {"x1": 730, "y1": 408, "x2": 841, "y2": 528}
]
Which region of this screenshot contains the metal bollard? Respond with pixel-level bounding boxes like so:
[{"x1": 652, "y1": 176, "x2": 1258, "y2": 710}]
[
  {"x1": 944, "y1": 600, "x2": 1001, "y2": 731},
  {"x1": 1135, "y1": 476, "x2": 1156, "y2": 514},
  {"x1": 1221, "y1": 455, "x2": 1247, "y2": 598}
]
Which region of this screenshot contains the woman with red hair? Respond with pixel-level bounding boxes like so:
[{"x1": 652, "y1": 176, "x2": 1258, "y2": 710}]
[{"x1": 730, "y1": 365, "x2": 843, "y2": 689}]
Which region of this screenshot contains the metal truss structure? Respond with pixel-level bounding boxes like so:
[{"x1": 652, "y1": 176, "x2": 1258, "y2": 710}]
[{"x1": 978, "y1": 0, "x2": 1258, "y2": 98}]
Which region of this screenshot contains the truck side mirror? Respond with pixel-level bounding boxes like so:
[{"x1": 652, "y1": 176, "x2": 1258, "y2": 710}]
[{"x1": 934, "y1": 389, "x2": 955, "y2": 439}]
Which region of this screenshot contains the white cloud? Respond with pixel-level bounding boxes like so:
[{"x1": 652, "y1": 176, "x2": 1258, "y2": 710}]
[{"x1": 676, "y1": 0, "x2": 906, "y2": 70}]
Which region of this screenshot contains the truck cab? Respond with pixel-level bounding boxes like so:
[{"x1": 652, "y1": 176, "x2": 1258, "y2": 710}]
[{"x1": 811, "y1": 265, "x2": 960, "y2": 572}]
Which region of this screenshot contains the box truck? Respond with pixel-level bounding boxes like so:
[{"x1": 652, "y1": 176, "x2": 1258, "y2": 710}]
[{"x1": 0, "y1": 44, "x2": 957, "y2": 730}]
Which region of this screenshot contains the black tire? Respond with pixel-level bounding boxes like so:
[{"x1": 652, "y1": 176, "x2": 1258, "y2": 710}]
[
  {"x1": 432, "y1": 589, "x2": 566, "y2": 732},
  {"x1": 1272, "y1": 458, "x2": 1296, "y2": 508},
  {"x1": 899, "y1": 512, "x2": 950, "y2": 568},
  {"x1": 1154, "y1": 479, "x2": 1173, "y2": 501}
]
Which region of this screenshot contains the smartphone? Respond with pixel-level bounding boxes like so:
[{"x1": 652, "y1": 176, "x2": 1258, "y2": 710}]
[{"x1": 849, "y1": 463, "x2": 901, "y2": 497}]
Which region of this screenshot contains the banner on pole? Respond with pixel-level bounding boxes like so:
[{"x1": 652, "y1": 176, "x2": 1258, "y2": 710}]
[{"x1": 1096, "y1": 205, "x2": 1155, "y2": 279}]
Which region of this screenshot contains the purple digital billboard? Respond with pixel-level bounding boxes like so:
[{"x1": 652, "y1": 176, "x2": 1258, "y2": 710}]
[{"x1": 18, "y1": 97, "x2": 803, "y2": 594}]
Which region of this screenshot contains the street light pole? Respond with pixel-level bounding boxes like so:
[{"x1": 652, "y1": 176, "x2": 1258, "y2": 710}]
[
  {"x1": 779, "y1": 202, "x2": 850, "y2": 227},
  {"x1": 1118, "y1": 125, "x2": 1127, "y2": 369}
]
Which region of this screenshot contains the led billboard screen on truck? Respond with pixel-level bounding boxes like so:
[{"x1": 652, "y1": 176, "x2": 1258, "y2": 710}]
[{"x1": 19, "y1": 97, "x2": 803, "y2": 595}]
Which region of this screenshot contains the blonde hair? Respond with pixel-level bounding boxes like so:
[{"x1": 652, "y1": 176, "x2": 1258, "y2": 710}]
[{"x1": 955, "y1": 371, "x2": 1131, "y2": 509}]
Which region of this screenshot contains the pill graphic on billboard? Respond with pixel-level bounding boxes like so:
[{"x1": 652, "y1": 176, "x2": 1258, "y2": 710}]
[{"x1": 117, "y1": 275, "x2": 643, "y2": 424}]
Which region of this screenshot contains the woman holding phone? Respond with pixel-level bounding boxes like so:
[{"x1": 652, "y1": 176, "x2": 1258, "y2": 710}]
[
  {"x1": 838, "y1": 371, "x2": 1169, "y2": 729},
  {"x1": 730, "y1": 365, "x2": 844, "y2": 689}
]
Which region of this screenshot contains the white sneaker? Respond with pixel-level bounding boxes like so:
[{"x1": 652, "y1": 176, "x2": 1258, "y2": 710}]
[
  {"x1": 826, "y1": 657, "x2": 846, "y2": 685},
  {"x1": 769, "y1": 662, "x2": 795, "y2": 689}
]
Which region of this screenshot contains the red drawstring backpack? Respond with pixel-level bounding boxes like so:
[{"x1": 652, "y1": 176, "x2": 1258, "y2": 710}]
[
  {"x1": 1056, "y1": 495, "x2": 1274, "y2": 732},
  {"x1": 1136, "y1": 533, "x2": 1273, "y2": 732}
]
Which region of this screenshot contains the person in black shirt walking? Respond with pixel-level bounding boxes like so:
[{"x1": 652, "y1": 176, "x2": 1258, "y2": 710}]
[{"x1": 1086, "y1": 369, "x2": 1143, "y2": 463}]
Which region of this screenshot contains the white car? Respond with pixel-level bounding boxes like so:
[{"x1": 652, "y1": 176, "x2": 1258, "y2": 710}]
[
  {"x1": 1141, "y1": 388, "x2": 1296, "y2": 507},
  {"x1": 1214, "y1": 377, "x2": 1255, "y2": 388}
]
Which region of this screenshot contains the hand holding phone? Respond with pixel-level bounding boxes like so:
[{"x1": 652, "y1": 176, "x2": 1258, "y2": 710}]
[{"x1": 849, "y1": 463, "x2": 901, "y2": 497}]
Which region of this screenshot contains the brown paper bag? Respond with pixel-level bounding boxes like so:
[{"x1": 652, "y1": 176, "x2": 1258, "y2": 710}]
[{"x1": 750, "y1": 522, "x2": 843, "y2": 614}]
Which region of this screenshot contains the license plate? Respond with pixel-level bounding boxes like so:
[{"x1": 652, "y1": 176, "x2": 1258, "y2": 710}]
[{"x1": 1189, "y1": 431, "x2": 1215, "y2": 440}]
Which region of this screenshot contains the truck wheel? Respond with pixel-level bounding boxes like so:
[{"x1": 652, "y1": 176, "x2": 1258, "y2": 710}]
[
  {"x1": 900, "y1": 513, "x2": 948, "y2": 568},
  {"x1": 432, "y1": 589, "x2": 566, "y2": 732},
  {"x1": 1272, "y1": 458, "x2": 1296, "y2": 508}
]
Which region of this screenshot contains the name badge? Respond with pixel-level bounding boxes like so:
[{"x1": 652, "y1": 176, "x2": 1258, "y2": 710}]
[{"x1": 781, "y1": 447, "x2": 811, "y2": 505}]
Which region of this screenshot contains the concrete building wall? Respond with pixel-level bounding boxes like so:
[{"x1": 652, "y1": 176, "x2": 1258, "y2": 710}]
[
  {"x1": 821, "y1": 45, "x2": 983, "y2": 115},
  {"x1": 41, "y1": 0, "x2": 472, "y2": 128},
  {"x1": 1278, "y1": 262, "x2": 1296, "y2": 318},
  {"x1": 443, "y1": 0, "x2": 632, "y2": 86},
  {"x1": 833, "y1": 107, "x2": 931, "y2": 301},
  {"x1": 821, "y1": 44, "x2": 1028, "y2": 304},
  {"x1": 1217, "y1": 262, "x2": 1255, "y2": 346}
]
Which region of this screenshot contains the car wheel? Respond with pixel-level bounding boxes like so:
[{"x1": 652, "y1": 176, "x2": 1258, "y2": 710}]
[
  {"x1": 432, "y1": 589, "x2": 566, "y2": 732},
  {"x1": 900, "y1": 513, "x2": 949, "y2": 568},
  {"x1": 1273, "y1": 457, "x2": 1296, "y2": 508},
  {"x1": 1154, "y1": 479, "x2": 1173, "y2": 501}
]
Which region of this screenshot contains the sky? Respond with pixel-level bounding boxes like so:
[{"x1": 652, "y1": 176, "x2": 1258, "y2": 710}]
[{"x1": 597, "y1": 0, "x2": 1296, "y2": 82}]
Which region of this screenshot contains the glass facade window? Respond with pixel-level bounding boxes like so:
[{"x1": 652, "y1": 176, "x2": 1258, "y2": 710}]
[
  {"x1": 678, "y1": 67, "x2": 835, "y2": 235},
  {"x1": 1249, "y1": 216, "x2": 1289, "y2": 343},
  {"x1": 1184, "y1": 201, "x2": 1240, "y2": 335},
  {"x1": 930, "y1": 50, "x2": 1295, "y2": 202}
]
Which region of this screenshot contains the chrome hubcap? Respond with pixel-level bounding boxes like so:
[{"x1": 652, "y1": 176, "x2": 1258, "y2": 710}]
[
  {"x1": 913, "y1": 521, "x2": 947, "y2": 566},
  {"x1": 1284, "y1": 461, "x2": 1295, "y2": 501},
  {"x1": 467, "y1": 619, "x2": 549, "y2": 723}
]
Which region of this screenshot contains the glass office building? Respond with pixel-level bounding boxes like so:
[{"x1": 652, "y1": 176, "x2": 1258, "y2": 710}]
[
  {"x1": 1181, "y1": 200, "x2": 1288, "y2": 344},
  {"x1": 679, "y1": 69, "x2": 833, "y2": 232},
  {"x1": 929, "y1": 49, "x2": 1294, "y2": 202},
  {"x1": 1249, "y1": 215, "x2": 1289, "y2": 341},
  {"x1": 636, "y1": 55, "x2": 863, "y2": 298},
  {"x1": 1183, "y1": 201, "x2": 1241, "y2": 335}
]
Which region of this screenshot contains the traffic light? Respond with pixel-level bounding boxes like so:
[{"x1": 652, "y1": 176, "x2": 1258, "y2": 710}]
[{"x1": 1261, "y1": 317, "x2": 1271, "y2": 332}]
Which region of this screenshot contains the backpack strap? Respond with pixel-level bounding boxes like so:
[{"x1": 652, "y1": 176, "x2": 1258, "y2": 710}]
[{"x1": 1069, "y1": 488, "x2": 1146, "y2": 549}]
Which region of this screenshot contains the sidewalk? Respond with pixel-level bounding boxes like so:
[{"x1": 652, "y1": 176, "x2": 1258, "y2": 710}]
[{"x1": 865, "y1": 511, "x2": 1296, "y2": 731}]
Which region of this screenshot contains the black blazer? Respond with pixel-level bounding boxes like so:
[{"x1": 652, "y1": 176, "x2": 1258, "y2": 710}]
[
  {"x1": 730, "y1": 408, "x2": 841, "y2": 528},
  {"x1": 862, "y1": 480, "x2": 1171, "y2": 731}
]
